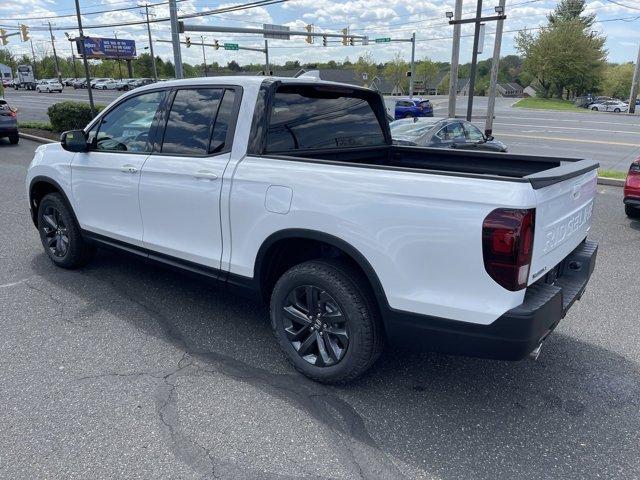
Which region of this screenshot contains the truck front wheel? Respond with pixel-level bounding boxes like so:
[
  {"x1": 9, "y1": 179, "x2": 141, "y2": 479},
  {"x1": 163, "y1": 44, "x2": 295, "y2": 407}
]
[
  {"x1": 270, "y1": 259, "x2": 383, "y2": 383},
  {"x1": 37, "y1": 193, "x2": 95, "y2": 269}
]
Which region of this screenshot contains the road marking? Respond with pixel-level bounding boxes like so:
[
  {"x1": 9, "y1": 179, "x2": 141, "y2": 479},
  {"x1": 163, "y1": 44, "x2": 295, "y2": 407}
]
[
  {"x1": 494, "y1": 122, "x2": 640, "y2": 135},
  {"x1": 496, "y1": 116, "x2": 640, "y2": 128},
  {"x1": 498, "y1": 133, "x2": 639, "y2": 147}
]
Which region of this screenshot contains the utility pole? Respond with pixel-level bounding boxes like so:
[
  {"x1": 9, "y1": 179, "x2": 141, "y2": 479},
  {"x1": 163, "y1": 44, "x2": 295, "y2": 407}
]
[
  {"x1": 448, "y1": 0, "x2": 463, "y2": 118},
  {"x1": 485, "y1": 0, "x2": 506, "y2": 135},
  {"x1": 47, "y1": 22, "x2": 63, "y2": 84},
  {"x1": 144, "y1": 4, "x2": 158, "y2": 81},
  {"x1": 628, "y1": 44, "x2": 640, "y2": 115},
  {"x1": 409, "y1": 32, "x2": 416, "y2": 98},
  {"x1": 74, "y1": 0, "x2": 96, "y2": 117},
  {"x1": 169, "y1": 0, "x2": 183, "y2": 78},
  {"x1": 200, "y1": 35, "x2": 208, "y2": 76},
  {"x1": 264, "y1": 39, "x2": 269, "y2": 74},
  {"x1": 30, "y1": 39, "x2": 37, "y2": 79},
  {"x1": 466, "y1": 0, "x2": 483, "y2": 121},
  {"x1": 69, "y1": 38, "x2": 78, "y2": 79}
]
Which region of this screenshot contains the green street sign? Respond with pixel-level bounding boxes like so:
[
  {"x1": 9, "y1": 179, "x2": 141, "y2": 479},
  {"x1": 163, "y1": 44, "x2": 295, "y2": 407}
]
[
  {"x1": 224, "y1": 43, "x2": 239, "y2": 51},
  {"x1": 375, "y1": 37, "x2": 391, "y2": 43}
]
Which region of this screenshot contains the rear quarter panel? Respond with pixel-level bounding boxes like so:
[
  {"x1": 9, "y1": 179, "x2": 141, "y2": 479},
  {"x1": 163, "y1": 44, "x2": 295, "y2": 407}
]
[{"x1": 228, "y1": 157, "x2": 538, "y2": 325}]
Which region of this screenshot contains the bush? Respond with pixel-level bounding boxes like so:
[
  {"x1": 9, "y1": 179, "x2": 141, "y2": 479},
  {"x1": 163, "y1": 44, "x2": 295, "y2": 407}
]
[{"x1": 47, "y1": 102, "x2": 104, "y2": 132}]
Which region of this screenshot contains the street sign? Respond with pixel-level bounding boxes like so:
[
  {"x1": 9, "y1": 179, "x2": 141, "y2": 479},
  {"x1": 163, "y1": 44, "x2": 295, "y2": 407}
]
[
  {"x1": 263, "y1": 24, "x2": 290, "y2": 40},
  {"x1": 375, "y1": 37, "x2": 391, "y2": 43},
  {"x1": 78, "y1": 37, "x2": 136, "y2": 59},
  {"x1": 224, "y1": 43, "x2": 239, "y2": 51}
]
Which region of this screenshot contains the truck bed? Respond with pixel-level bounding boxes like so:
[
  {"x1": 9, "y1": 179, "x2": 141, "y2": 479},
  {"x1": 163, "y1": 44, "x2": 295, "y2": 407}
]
[{"x1": 271, "y1": 145, "x2": 599, "y2": 190}]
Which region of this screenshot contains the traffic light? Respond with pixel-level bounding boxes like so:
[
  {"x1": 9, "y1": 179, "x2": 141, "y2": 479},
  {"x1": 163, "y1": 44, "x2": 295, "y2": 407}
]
[
  {"x1": 349, "y1": 36, "x2": 354, "y2": 46},
  {"x1": 213, "y1": 39, "x2": 219, "y2": 50},
  {"x1": 185, "y1": 36, "x2": 191, "y2": 48},
  {"x1": 305, "y1": 24, "x2": 313, "y2": 44},
  {"x1": 0, "y1": 29, "x2": 7, "y2": 46},
  {"x1": 341, "y1": 28, "x2": 348, "y2": 46},
  {"x1": 322, "y1": 35, "x2": 327, "y2": 47},
  {"x1": 19, "y1": 24, "x2": 29, "y2": 42}
]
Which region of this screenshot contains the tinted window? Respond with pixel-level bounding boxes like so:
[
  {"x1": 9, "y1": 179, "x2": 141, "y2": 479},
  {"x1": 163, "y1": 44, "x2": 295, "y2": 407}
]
[
  {"x1": 210, "y1": 90, "x2": 236, "y2": 154},
  {"x1": 162, "y1": 88, "x2": 223, "y2": 155},
  {"x1": 265, "y1": 86, "x2": 386, "y2": 152},
  {"x1": 444, "y1": 122, "x2": 465, "y2": 140},
  {"x1": 95, "y1": 90, "x2": 164, "y2": 152}
]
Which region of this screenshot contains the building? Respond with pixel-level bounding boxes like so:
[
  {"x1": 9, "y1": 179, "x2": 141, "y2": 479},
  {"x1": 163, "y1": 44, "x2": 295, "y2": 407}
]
[
  {"x1": 0, "y1": 63, "x2": 13, "y2": 82},
  {"x1": 496, "y1": 82, "x2": 524, "y2": 97}
]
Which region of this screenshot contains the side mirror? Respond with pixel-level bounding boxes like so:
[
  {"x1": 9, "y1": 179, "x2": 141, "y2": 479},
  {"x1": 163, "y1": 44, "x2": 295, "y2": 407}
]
[
  {"x1": 484, "y1": 134, "x2": 494, "y2": 142},
  {"x1": 61, "y1": 130, "x2": 88, "y2": 152}
]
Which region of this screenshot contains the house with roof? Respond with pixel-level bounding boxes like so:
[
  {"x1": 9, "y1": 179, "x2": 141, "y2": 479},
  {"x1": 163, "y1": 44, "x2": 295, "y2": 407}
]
[{"x1": 496, "y1": 82, "x2": 524, "y2": 97}]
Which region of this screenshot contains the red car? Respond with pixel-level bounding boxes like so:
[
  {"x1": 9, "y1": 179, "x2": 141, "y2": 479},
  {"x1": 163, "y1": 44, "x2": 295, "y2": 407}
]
[{"x1": 624, "y1": 157, "x2": 640, "y2": 219}]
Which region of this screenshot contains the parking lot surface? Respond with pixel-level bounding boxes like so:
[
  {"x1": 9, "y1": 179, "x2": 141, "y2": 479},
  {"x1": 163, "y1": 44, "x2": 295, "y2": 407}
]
[{"x1": 1, "y1": 139, "x2": 639, "y2": 479}]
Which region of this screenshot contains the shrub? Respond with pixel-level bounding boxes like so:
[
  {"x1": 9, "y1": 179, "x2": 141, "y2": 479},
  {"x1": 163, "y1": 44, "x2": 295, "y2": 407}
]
[{"x1": 47, "y1": 102, "x2": 104, "y2": 132}]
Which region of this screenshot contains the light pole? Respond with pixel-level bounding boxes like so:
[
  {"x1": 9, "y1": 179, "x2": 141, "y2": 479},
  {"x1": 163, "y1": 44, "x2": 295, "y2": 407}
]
[
  {"x1": 200, "y1": 35, "x2": 208, "y2": 76},
  {"x1": 74, "y1": 0, "x2": 96, "y2": 117},
  {"x1": 143, "y1": 4, "x2": 158, "y2": 80},
  {"x1": 65, "y1": 32, "x2": 79, "y2": 79}
]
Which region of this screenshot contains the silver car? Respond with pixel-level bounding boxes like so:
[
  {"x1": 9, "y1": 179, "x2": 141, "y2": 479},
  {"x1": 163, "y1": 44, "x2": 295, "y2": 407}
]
[{"x1": 0, "y1": 99, "x2": 19, "y2": 144}]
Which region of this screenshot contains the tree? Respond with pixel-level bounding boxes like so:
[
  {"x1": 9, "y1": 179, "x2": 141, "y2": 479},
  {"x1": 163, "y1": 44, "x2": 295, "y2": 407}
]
[
  {"x1": 383, "y1": 53, "x2": 408, "y2": 94},
  {"x1": 353, "y1": 52, "x2": 377, "y2": 87},
  {"x1": 415, "y1": 58, "x2": 438, "y2": 93},
  {"x1": 601, "y1": 63, "x2": 634, "y2": 98},
  {"x1": 548, "y1": 0, "x2": 595, "y2": 30},
  {"x1": 227, "y1": 60, "x2": 241, "y2": 72}
]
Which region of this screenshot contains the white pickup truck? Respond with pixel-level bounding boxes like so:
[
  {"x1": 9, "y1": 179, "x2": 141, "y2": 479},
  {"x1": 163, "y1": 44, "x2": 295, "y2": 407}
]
[{"x1": 26, "y1": 77, "x2": 598, "y2": 383}]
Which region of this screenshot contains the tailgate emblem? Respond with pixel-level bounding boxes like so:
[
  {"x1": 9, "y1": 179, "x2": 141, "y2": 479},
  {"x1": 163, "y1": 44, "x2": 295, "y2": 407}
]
[{"x1": 572, "y1": 185, "x2": 581, "y2": 200}]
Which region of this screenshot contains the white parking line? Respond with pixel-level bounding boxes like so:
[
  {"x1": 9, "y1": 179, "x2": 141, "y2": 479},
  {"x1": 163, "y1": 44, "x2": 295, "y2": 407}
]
[{"x1": 494, "y1": 122, "x2": 640, "y2": 135}]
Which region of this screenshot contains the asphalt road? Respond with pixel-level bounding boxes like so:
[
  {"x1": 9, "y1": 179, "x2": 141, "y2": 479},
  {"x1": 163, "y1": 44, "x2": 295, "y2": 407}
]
[{"x1": 1, "y1": 138, "x2": 639, "y2": 479}]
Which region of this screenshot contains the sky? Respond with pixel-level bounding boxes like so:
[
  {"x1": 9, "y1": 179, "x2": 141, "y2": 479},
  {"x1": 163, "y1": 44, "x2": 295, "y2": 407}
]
[{"x1": 0, "y1": 0, "x2": 639, "y2": 68}]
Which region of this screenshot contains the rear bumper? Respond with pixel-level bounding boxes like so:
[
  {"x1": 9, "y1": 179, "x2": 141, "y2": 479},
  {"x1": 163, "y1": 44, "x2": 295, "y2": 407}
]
[
  {"x1": 623, "y1": 196, "x2": 640, "y2": 208},
  {"x1": 0, "y1": 127, "x2": 18, "y2": 135},
  {"x1": 382, "y1": 240, "x2": 598, "y2": 360}
]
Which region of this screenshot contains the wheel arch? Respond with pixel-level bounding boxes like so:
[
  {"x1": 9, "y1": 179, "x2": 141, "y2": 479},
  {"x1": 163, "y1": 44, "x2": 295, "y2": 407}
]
[
  {"x1": 28, "y1": 176, "x2": 77, "y2": 227},
  {"x1": 253, "y1": 229, "x2": 390, "y2": 313}
]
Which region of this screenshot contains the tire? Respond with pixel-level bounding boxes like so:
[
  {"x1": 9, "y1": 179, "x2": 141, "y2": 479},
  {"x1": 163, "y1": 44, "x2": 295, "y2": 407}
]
[
  {"x1": 614, "y1": 108, "x2": 621, "y2": 113},
  {"x1": 270, "y1": 259, "x2": 384, "y2": 383},
  {"x1": 591, "y1": 106, "x2": 598, "y2": 111},
  {"x1": 8, "y1": 132, "x2": 18, "y2": 144},
  {"x1": 37, "y1": 193, "x2": 95, "y2": 269},
  {"x1": 46, "y1": 87, "x2": 50, "y2": 93},
  {"x1": 626, "y1": 204, "x2": 640, "y2": 219}
]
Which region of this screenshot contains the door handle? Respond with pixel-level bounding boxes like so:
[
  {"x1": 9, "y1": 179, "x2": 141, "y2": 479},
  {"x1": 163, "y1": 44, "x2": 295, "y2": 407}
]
[
  {"x1": 194, "y1": 170, "x2": 218, "y2": 180},
  {"x1": 120, "y1": 164, "x2": 138, "y2": 174}
]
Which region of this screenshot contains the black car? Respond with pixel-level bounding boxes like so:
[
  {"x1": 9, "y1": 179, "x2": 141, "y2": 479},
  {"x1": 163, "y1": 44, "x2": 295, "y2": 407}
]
[{"x1": 389, "y1": 117, "x2": 508, "y2": 152}]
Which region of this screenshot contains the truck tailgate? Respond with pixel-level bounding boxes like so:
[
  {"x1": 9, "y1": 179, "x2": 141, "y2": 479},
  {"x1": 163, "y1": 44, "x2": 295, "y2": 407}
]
[{"x1": 528, "y1": 167, "x2": 598, "y2": 285}]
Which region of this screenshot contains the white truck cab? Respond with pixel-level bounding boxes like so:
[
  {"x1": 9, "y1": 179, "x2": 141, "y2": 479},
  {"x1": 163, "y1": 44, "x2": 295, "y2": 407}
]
[{"x1": 26, "y1": 77, "x2": 598, "y2": 382}]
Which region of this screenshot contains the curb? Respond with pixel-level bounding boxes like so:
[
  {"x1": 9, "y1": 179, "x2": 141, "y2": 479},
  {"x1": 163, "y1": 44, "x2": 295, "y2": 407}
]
[
  {"x1": 16, "y1": 132, "x2": 627, "y2": 188},
  {"x1": 597, "y1": 177, "x2": 625, "y2": 187},
  {"x1": 19, "y1": 132, "x2": 55, "y2": 144}
]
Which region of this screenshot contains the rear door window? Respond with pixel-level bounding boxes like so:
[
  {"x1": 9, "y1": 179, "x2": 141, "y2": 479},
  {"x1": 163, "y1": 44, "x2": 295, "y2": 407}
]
[
  {"x1": 265, "y1": 85, "x2": 386, "y2": 152},
  {"x1": 161, "y1": 88, "x2": 223, "y2": 155}
]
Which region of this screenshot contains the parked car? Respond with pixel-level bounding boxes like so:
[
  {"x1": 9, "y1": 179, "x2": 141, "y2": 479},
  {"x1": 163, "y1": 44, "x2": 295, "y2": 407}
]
[
  {"x1": 93, "y1": 79, "x2": 120, "y2": 90},
  {"x1": 36, "y1": 79, "x2": 63, "y2": 93},
  {"x1": 62, "y1": 78, "x2": 77, "y2": 87},
  {"x1": 116, "y1": 79, "x2": 139, "y2": 91},
  {"x1": 624, "y1": 157, "x2": 640, "y2": 219},
  {"x1": 73, "y1": 78, "x2": 92, "y2": 89},
  {"x1": 26, "y1": 77, "x2": 599, "y2": 383},
  {"x1": 590, "y1": 100, "x2": 628, "y2": 112},
  {"x1": 390, "y1": 117, "x2": 508, "y2": 152},
  {"x1": 394, "y1": 98, "x2": 433, "y2": 119},
  {"x1": 90, "y1": 78, "x2": 114, "y2": 89},
  {"x1": 0, "y1": 98, "x2": 19, "y2": 144}
]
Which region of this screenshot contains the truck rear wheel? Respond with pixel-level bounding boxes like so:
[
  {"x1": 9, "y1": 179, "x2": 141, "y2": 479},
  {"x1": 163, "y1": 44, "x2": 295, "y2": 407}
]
[
  {"x1": 37, "y1": 193, "x2": 95, "y2": 269},
  {"x1": 270, "y1": 259, "x2": 383, "y2": 383}
]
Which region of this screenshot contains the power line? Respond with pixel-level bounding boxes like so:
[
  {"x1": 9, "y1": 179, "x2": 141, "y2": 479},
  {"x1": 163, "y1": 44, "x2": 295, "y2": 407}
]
[{"x1": 604, "y1": 0, "x2": 640, "y2": 11}]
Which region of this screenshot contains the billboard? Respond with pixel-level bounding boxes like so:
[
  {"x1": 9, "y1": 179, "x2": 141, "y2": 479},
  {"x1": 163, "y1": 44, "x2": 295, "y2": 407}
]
[{"x1": 77, "y1": 37, "x2": 136, "y2": 59}]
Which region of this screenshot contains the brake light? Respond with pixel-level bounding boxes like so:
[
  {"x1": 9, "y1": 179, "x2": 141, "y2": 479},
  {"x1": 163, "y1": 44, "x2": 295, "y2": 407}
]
[
  {"x1": 482, "y1": 208, "x2": 535, "y2": 291},
  {"x1": 625, "y1": 157, "x2": 640, "y2": 192}
]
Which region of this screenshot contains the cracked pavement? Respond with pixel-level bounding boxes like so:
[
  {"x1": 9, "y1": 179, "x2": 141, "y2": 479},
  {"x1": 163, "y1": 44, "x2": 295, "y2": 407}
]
[{"x1": 1, "y1": 138, "x2": 639, "y2": 479}]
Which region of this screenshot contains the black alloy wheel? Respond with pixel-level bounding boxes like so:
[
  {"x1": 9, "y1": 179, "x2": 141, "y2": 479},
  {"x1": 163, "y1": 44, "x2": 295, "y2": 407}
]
[
  {"x1": 41, "y1": 205, "x2": 70, "y2": 258},
  {"x1": 282, "y1": 285, "x2": 350, "y2": 367}
]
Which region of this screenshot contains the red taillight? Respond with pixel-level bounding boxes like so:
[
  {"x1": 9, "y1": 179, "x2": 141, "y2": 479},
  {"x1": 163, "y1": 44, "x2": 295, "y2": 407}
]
[
  {"x1": 625, "y1": 158, "x2": 640, "y2": 194},
  {"x1": 482, "y1": 208, "x2": 535, "y2": 291}
]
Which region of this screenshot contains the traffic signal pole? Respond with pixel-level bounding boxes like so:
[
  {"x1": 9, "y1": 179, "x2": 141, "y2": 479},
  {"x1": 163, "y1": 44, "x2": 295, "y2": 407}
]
[
  {"x1": 169, "y1": 0, "x2": 184, "y2": 78},
  {"x1": 409, "y1": 32, "x2": 416, "y2": 98},
  {"x1": 144, "y1": 4, "x2": 158, "y2": 81}
]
